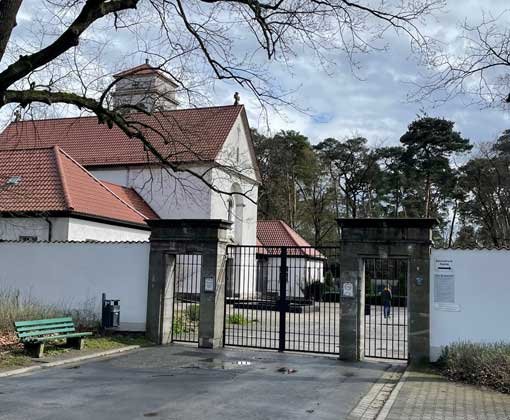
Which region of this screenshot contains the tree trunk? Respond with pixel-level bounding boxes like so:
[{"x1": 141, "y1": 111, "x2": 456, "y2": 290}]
[
  {"x1": 448, "y1": 200, "x2": 458, "y2": 247},
  {"x1": 0, "y1": 0, "x2": 23, "y2": 62},
  {"x1": 424, "y1": 172, "x2": 431, "y2": 218}
]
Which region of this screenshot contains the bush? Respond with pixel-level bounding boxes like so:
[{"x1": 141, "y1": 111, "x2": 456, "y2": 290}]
[
  {"x1": 0, "y1": 288, "x2": 64, "y2": 332},
  {"x1": 301, "y1": 280, "x2": 325, "y2": 301},
  {"x1": 438, "y1": 341, "x2": 510, "y2": 394},
  {"x1": 228, "y1": 314, "x2": 250, "y2": 325},
  {"x1": 172, "y1": 315, "x2": 188, "y2": 334},
  {"x1": 185, "y1": 304, "x2": 200, "y2": 322}
]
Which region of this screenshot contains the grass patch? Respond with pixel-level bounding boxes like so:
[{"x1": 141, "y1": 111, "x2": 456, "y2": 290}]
[
  {"x1": 85, "y1": 335, "x2": 153, "y2": 351},
  {"x1": 0, "y1": 335, "x2": 153, "y2": 371},
  {"x1": 438, "y1": 341, "x2": 510, "y2": 394},
  {"x1": 0, "y1": 350, "x2": 33, "y2": 370},
  {"x1": 228, "y1": 314, "x2": 257, "y2": 325}
]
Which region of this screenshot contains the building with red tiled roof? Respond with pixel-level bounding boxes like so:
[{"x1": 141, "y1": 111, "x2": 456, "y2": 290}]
[
  {"x1": 255, "y1": 220, "x2": 325, "y2": 298},
  {"x1": 0, "y1": 63, "x2": 260, "y2": 244},
  {"x1": 0, "y1": 147, "x2": 157, "y2": 241}
]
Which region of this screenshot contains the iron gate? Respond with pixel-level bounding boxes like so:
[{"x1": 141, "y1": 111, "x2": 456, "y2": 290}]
[
  {"x1": 364, "y1": 258, "x2": 408, "y2": 360},
  {"x1": 224, "y1": 245, "x2": 341, "y2": 354},
  {"x1": 171, "y1": 254, "x2": 201, "y2": 343}
]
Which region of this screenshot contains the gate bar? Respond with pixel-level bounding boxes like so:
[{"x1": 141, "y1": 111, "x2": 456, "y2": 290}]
[{"x1": 278, "y1": 247, "x2": 287, "y2": 352}]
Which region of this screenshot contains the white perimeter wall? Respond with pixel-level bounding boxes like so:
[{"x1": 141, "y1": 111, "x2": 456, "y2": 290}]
[
  {"x1": 430, "y1": 248, "x2": 510, "y2": 361},
  {"x1": 0, "y1": 242, "x2": 150, "y2": 331}
]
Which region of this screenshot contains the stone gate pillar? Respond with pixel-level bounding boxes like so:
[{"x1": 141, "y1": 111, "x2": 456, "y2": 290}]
[
  {"x1": 337, "y1": 218, "x2": 436, "y2": 364},
  {"x1": 146, "y1": 219, "x2": 232, "y2": 346}
]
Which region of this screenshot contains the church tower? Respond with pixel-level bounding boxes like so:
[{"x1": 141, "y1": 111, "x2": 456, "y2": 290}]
[{"x1": 111, "y1": 60, "x2": 179, "y2": 112}]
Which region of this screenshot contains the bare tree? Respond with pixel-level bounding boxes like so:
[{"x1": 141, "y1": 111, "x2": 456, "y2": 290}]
[
  {"x1": 417, "y1": 11, "x2": 510, "y2": 108},
  {"x1": 0, "y1": 0, "x2": 440, "y2": 194}
]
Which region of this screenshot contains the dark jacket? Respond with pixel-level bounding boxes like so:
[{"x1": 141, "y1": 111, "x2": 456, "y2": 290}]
[{"x1": 381, "y1": 289, "x2": 392, "y2": 306}]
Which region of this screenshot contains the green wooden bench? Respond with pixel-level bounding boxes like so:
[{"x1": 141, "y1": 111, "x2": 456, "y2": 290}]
[{"x1": 14, "y1": 317, "x2": 93, "y2": 358}]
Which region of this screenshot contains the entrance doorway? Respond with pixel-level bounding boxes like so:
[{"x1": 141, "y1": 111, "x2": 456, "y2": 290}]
[{"x1": 364, "y1": 258, "x2": 408, "y2": 360}]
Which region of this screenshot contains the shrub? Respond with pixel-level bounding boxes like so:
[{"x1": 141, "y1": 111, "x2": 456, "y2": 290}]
[
  {"x1": 438, "y1": 341, "x2": 510, "y2": 394},
  {"x1": 324, "y1": 272, "x2": 335, "y2": 291},
  {"x1": 172, "y1": 315, "x2": 188, "y2": 335},
  {"x1": 228, "y1": 314, "x2": 250, "y2": 325},
  {"x1": 0, "y1": 288, "x2": 64, "y2": 332},
  {"x1": 0, "y1": 288, "x2": 100, "y2": 333},
  {"x1": 185, "y1": 304, "x2": 200, "y2": 322},
  {"x1": 301, "y1": 280, "x2": 325, "y2": 301}
]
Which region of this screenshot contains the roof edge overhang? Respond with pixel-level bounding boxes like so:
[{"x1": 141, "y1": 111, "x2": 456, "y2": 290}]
[{"x1": 0, "y1": 211, "x2": 152, "y2": 230}]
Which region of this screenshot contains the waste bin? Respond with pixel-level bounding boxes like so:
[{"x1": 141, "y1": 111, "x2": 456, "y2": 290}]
[{"x1": 102, "y1": 293, "x2": 120, "y2": 328}]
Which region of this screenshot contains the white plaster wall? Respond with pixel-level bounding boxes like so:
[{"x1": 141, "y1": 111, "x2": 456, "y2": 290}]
[
  {"x1": 126, "y1": 165, "x2": 211, "y2": 220},
  {"x1": 0, "y1": 242, "x2": 150, "y2": 330},
  {"x1": 0, "y1": 217, "x2": 70, "y2": 241},
  {"x1": 266, "y1": 257, "x2": 307, "y2": 297},
  {"x1": 89, "y1": 167, "x2": 130, "y2": 186},
  {"x1": 215, "y1": 114, "x2": 258, "y2": 181},
  {"x1": 88, "y1": 113, "x2": 259, "y2": 247},
  {"x1": 210, "y1": 114, "x2": 259, "y2": 246},
  {"x1": 67, "y1": 218, "x2": 150, "y2": 241},
  {"x1": 430, "y1": 248, "x2": 510, "y2": 361}
]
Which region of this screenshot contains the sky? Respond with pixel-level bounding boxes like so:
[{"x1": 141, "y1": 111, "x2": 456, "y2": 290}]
[
  {"x1": 228, "y1": 0, "x2": 510, "y2": 146},
  {"x1": 4, "y1": 0, "x2": 510, "y2": 147}
]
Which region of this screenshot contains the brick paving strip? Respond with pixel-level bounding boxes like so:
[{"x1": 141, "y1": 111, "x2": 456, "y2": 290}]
[
  {"x1": 347, "y1": 363, "x2": 407, "y2": 420},
  {"x1": 380, "y1": 369, "x2": 510, "y2": 420}
]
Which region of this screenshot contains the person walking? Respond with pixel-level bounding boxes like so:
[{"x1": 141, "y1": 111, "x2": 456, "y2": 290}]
[{"x1": 382, "y1": 286, "x2": 392, "y2": 319}]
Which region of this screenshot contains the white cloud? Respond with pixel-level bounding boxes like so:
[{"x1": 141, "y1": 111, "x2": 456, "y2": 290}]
[{"x1": 1, "y1": 0, "x2": 508, "y2": 144}]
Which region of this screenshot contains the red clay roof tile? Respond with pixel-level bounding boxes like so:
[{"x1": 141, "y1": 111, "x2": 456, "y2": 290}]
[
  {"x1": 102, "y1": 181, "x2": 159, "y2": 220},
  {"x1": 0, "y1": 105, "x2": 243, "y2": 167},
  {"x1": 257, "y1": 220, "x2": 321, "y2": 257},
  {"x1": 0, "y1": 147, "x2": 156, "y2": 226}
]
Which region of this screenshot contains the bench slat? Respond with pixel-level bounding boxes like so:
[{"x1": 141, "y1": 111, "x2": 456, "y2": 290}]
[
  {"x1": 18, "y1": 327, "x2": 76, "y2": 338},
  {"x1": 14, "y1": 317, "x2": 73, "y2": 327},
  {"x1": 23, "y1": 332, "x2": 93, "y2": 343},
  {"x1": 16, "y1": 323, "x2": 75, "y2": 333}
]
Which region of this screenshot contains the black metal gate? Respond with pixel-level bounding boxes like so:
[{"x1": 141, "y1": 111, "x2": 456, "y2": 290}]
[
  {"x1": 224, "y1": 245, "x2": 341, "y2": 354},
  {"x1": 364, "y1": 258, "x2": 408, "y2": 360},
  {"x1": 172, "y1": 254, "x2": 201, "y2": 343}
]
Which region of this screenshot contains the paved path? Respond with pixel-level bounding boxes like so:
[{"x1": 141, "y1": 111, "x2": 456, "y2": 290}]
[
  {"x1": 385, "y1": 370, "x2": 510, "y2": 420},
  {"x1": 0, "y1": 344, "x2": 391, "y2": 420}
]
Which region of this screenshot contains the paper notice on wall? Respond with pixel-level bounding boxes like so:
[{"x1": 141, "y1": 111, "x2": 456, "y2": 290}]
[
  {"x1": 434, "y1": 273, "x2": 455, "y2": 303},
  {"x1": 434, "y1": 273, "x2": 460, "y2": 311}
]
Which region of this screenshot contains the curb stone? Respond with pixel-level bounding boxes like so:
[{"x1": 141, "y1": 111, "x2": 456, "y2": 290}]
[
  {"x1": 0, "y1": 345, "x2": 140, "y2": 378},
  {"x1": 347, "y1": 364, "x2": 407, "y2": 420},
  {"x1": 374, "y1": 367, "x2": 409, "y2": 420}
]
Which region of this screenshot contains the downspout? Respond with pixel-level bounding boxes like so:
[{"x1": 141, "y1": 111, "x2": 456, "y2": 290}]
[{"x1": 45, "y1": 217, "x2": 53, "y2": 242}]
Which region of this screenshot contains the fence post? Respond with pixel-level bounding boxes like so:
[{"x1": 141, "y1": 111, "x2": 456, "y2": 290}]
[
  {"x1": 278, "y1": 247, "x2": 288, "y2": 352},
  {"x1": 146, "y1": 219, "x2": 232, "y2": 347}
]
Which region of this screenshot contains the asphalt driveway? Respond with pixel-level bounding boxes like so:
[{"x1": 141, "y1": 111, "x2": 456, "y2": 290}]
[{"x1": 0, "y1": 345, "x2": 391, "y2": 420}]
